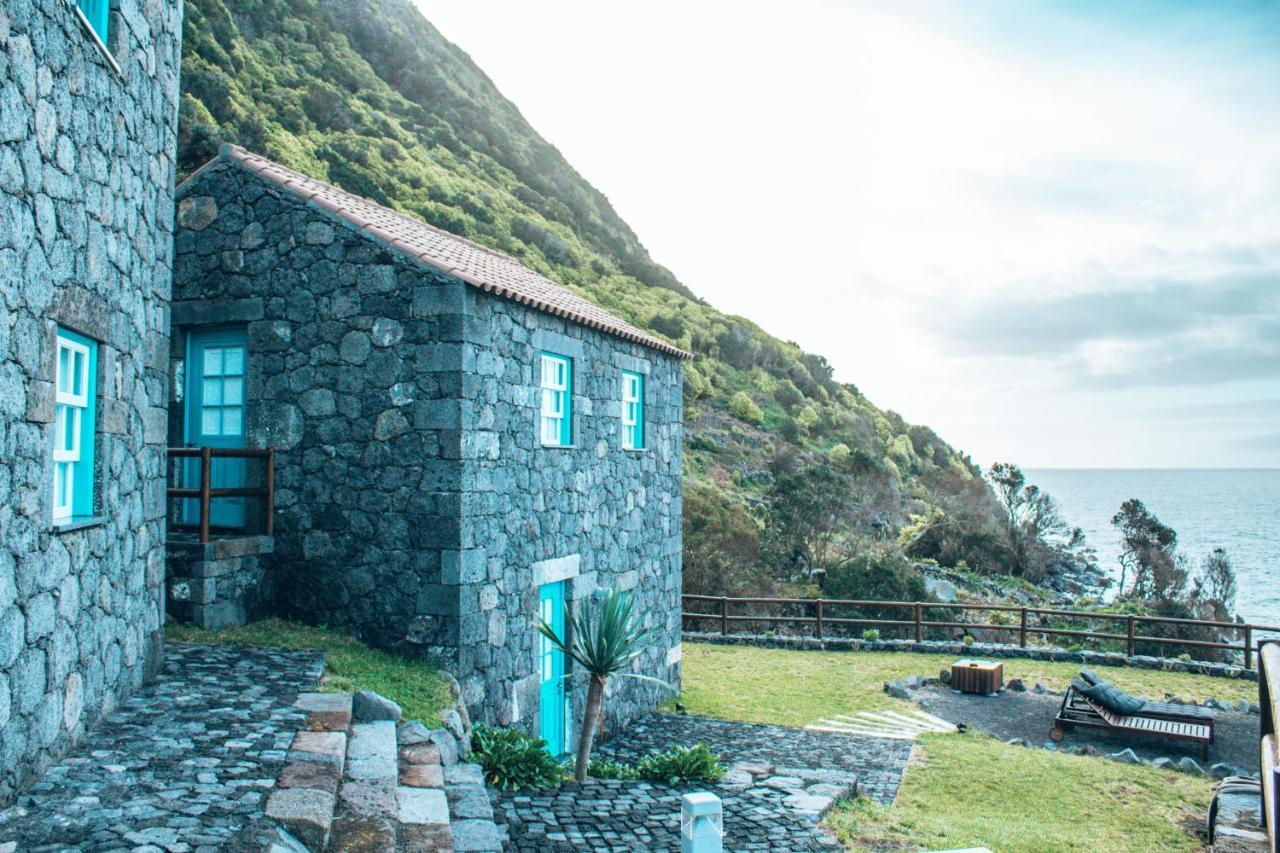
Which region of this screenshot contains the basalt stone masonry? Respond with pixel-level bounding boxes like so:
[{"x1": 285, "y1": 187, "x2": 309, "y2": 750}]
[
  {"x1": 172, "y1": 147, "x2": 685, "y2": 737},
  {"x1": 0, "y1": 0, "x2": 182, "y2": 803}
]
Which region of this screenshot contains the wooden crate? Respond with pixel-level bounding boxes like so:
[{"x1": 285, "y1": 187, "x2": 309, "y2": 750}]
[{"x1": 952, "y1": 659, "x2": 1003, "y2": 695}]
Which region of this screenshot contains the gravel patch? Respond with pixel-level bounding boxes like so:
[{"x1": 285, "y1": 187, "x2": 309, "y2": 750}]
[{"x1": 915, "y1": 685, "x2": 1260, "y2": 774}]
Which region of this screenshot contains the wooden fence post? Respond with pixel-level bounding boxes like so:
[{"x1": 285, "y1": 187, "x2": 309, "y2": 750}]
[
  {"x1": 914, "y1": 602, "x2": 923, "y2": 643},
  {"x1": 720, "y1": 597, "x2": 728, "y2": 636},
  {"x1": 1019, "y1": 608, "x2": 1028, "y2": 648},
  {"x1": 816, "y1": 600, "x2": 824, "y2": 639},
  {"x1": 1126, "y1": 615, "x2": 1136, "y2": 657},
  {"x1": 198, "y1": 446, "x2": 212, "y2": 544},
  {"x1": 1244, "y1": 626, "x2": 1253, "y2": 670}
]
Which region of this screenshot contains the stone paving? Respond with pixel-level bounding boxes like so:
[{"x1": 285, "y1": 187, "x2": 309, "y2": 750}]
[
  {"x1": 494, "y1": 713, "x2": 914, "y2": 852},
  {"x1": 597, "y1": 713, "x2": 913, "y2": 804},
  {"x1": 0, "y1": 643, "x2": 322, "y2": 852}
]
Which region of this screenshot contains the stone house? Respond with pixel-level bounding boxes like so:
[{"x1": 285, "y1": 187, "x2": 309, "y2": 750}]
[
  {"x1": 0, "y1": 0, "x2": 183, "y2": 802},
  {"x1": 169, "y1": 145, "x2": 687, "y2": 754}
]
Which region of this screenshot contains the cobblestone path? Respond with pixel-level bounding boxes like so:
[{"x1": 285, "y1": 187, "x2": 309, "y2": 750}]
[
  {"x1": 0, "y1": 643, "x2": 322, "y2": 852},
  {"x1": 494, "y1": 713, "x2": 913, "y2": 852}
]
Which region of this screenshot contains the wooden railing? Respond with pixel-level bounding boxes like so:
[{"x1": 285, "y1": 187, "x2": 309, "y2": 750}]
[
  {"x1": 167, "y1": 447, "x2": 275, "y2": 543},
  {"x1": 1260, "y1": 638, "x2": 1279, "y2": 851},
  {"x1": 682, "y1": 594, "x2": 1280, "y2": 671}
]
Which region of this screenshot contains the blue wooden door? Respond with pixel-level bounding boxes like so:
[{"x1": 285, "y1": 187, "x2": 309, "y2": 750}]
[
  {"x1": 538, "y1": 581, "x2": 567, "y2": 757},
  {"x1": 184, "y1": 328, "x2": 247, "y2": 529}
]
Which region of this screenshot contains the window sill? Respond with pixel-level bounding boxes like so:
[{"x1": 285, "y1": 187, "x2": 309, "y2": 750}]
[
  {"x1": 52, "y1": 515, "x2": 107, "y2": 534},
  {"x1": 623, "y1": 447, "x2": 649, "y2": 453},
  {"x1": 71, "y1": 5, "x2": 123, "y2": 78},
  {"x1": 540, "y1": 444, "x2": 577, "y2": 450}
]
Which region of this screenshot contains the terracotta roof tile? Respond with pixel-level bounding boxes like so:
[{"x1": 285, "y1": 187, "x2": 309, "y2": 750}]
[{"x1": 198, "y1": 144, "x2": 690, "y2": 359}]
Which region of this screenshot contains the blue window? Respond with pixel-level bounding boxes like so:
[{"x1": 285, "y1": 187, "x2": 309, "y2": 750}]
[
  {"x1": 77, "y1": 0, "x2": 110, "y2": 44},
  {"x1": 621, "y1": 371, "x2": 644, "y2": 450},
  {"x1": 53, "y1": 329, "x2": 98, "y2": 522},
  {"x1": 539, "y1": 353, "x2": 572, "y2": 447}
]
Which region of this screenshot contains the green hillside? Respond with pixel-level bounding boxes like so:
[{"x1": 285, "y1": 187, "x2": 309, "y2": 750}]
[{"x1": 178, "y1": 0, "x2": 1007, "y2": 594}]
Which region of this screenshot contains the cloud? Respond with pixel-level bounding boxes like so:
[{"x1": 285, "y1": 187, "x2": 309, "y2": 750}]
[
  {"x1": 919, "y1": 265, "x2": 1280, "y2": 389},
  {"x1": 1230, "y1": 432, "x2": 1280, "y2": 452},
  {"x1": 1139, "y1": 397, "x2": 1280, "y2": 420}
]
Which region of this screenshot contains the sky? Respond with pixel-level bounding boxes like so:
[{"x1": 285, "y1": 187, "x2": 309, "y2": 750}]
[{"x1": 421, "y1": 0, "x2": 1280, "y2": 469}]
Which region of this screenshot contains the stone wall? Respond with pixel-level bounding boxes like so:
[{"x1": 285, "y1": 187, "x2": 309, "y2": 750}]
[
  {"x1": 0, "y1": 0, "x2": 182, "y2": 803},
  {"x1": 458, "y1": 290, "x2": 684, "y2": 735},
  {"x1": 171, "y1": 158, "x2": 683, "y2": 736},
  {"x1": 166, "y1": 536, "x2": 276, "y2": 630}
]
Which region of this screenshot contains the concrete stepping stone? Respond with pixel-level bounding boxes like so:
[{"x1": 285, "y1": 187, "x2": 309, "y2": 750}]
[
  {"x1": 295, "y1": 693, "x2": 353, "y2": 732},
  {"x1": 291, "y1": 730, "x2": 348, "y2": 761},
  {"x1": 347, "y1": 722, "x2": 398, "y2": 782},
  {"x1": 265, "y1": 787, "x2": 337, "y2": 851},
  {"x1": 397, "y1": 786, "x2": 449, "y2": 825},
  {"x1": 400, "y1": 763, "x2": 444, "y2": 788},
  {"x1": 327, "y1": 815, "x2": 397, "y2": 852}
]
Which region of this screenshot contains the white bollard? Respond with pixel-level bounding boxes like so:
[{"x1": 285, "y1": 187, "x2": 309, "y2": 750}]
[{"x1": 680, "y1": 791, "x2": 723, "y2": 853}]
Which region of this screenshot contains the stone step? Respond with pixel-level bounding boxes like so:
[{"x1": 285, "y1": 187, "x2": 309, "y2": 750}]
[{"x1": 265, "y1": 693, "x2": 354, "y2": 851}]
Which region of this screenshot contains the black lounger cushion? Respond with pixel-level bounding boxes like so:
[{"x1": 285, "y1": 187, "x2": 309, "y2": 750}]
[{"x1": 1079, "y1": 680, "x2": 1146, "y2": 716}]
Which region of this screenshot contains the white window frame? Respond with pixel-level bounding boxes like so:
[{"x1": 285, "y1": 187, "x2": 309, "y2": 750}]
[
  {"x1": 540, "y1": 353, "x2": 572, "y2": 447},
  {"x1": 621, "y1": 371, "x2": 643, "y2": 450},
  {"x1": 53, "y1": 334, "x2": 91, "y2": 521}
]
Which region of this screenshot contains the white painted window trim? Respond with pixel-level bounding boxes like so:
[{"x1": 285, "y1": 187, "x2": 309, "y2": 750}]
[
  {"x1": 621, "y1": 371, "x2": 642, "y2": 450},
  {"x1": 53, "y1": 334, "x2": 91, "y2": 521},
  {"x1": 539, "y1": 353, "x2": 571, "y2": 447}
]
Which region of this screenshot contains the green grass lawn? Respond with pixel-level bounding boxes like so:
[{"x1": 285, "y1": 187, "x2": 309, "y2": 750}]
[
  {"x1": 826, "y1": 733, "x2": 1208, "y2": 853},
  {"x1": 677, "y1": 642, "x2": 1226, "y2": 851},
  {"x1": 675, "y1": 642, "x2": 1255, "y2": 726},
  {"x1": 167, "y1": 618, "x2": 454, "y2": 726}
]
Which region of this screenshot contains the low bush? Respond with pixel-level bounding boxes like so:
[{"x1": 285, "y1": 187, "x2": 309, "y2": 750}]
[
  {"x1": 472, "y1": 725, "x2": 563, "y2": 791},
  {"x1": 587, "y1": 757, "x2": 639, "y2": 780},
  {"x1": 862, "y1": 629, "x2": 881, "y2": 641},
  {"x1": 635, "y1": 743, "x2": 724, "y2": 786}
]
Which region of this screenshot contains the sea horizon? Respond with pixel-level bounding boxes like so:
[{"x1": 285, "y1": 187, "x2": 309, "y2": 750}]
[{"x1": 1026, "y1": 468, "x2": 1280, "y2": 629}]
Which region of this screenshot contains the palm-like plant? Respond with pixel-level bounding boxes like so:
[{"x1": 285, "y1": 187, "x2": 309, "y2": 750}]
[{"x1": 535, "y1": 588, "x2": 670, "y2": 781}]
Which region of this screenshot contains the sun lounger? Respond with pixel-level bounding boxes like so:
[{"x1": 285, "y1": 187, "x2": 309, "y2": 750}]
[{"x1": 1052, "y1": 677, "x2": 1214, "y2": 760}]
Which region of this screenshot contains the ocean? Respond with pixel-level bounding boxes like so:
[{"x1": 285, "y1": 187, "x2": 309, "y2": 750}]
[{"x1": 1027, "y1": 469, "x2": 1280, "y2": 628}]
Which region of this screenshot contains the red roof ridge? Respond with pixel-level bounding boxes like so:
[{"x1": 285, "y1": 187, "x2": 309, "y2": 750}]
[{"x1": 199, "y1": 144, "x2": 688, "y2": 359}]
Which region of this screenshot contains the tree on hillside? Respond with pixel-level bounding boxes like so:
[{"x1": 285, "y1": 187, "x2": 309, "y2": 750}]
[
  {"x1": 682, "y1": 482, "x2": 766, "y2": 597},
  {"x1": 1111, "y1": 499, "x2": 1180, "y2": 599},
  {"x1": 760, "y1": 452, "x2": 894, "y2": 583},
  {"x1": 988, "y1": 463, "x2": 1079, "y2": 581},
  {"x1": 1191, "y1": 547, "x2": 1238, "y2": 623}
]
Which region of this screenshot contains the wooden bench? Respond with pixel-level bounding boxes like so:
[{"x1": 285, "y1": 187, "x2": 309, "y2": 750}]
[{"x1": 1260, "y1": 640, "x2": 1279, "y2": 853}]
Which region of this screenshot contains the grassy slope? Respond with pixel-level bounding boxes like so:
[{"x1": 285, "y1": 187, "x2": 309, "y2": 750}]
[
  {"x1": 167, "y1": 619, "x2": 453, "y2": 726},
  {"x1": 829, "y1": 734, "x2": 1208, "y2": 853},
  {"x1": 677, "y1": 643, "x2": 1218, "y2": 852},
  {"x1": 676, "y1": 642, "x2": 1255, "y2": 726},
  {"x1": 178, "y1": 0, "x2": 994, "y2": 547}
]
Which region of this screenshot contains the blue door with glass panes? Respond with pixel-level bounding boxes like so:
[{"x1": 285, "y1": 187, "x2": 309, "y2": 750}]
[
  {"x1": 538, "y1": 581, "x2": 567, "y2": 757},
  {"x1": 184, "y1": 328, "x2": 248, "y2": 529}
]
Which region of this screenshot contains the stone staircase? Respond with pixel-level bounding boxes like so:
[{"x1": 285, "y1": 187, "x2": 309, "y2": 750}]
[{"x1": 264, "y1": 691, "x2": 504, "y2": 852}]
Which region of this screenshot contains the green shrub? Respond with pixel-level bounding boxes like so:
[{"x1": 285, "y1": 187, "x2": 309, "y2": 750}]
[
  {"x1": 587, "y1": 757, "x2": 638, "y2": 780},
  {"x1": 861, "y1": 629, "x2": 881, "y2": 641},
  {"x1": 729, "y1": 391, "x2": 764, "y2": 425},
  {"x1": 963, "y1": 635, "x2": 975, "y2": 646},
  {"x1": 471, "y1": 725, "x2": 563, "y2": 791},
  {"x1": 635, "y1": 743, "x2": 724, "y2": 785}
]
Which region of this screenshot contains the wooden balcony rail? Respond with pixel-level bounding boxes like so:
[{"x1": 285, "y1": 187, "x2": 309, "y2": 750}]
[
  {"x1": 682, "y1": 594, "x2": 1280, "y2": 671},
  {"x1": 166, "y1": 446, "x2": 275, "y2": 543}
]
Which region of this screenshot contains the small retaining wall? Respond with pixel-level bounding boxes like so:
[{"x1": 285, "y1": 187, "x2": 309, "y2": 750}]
[
  {"x1": 684, "y1": 632, "x2": 1260, "y2": 682},
  {"x1": 166, "y1": 536, "x2": 275, "y2": 630}
]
